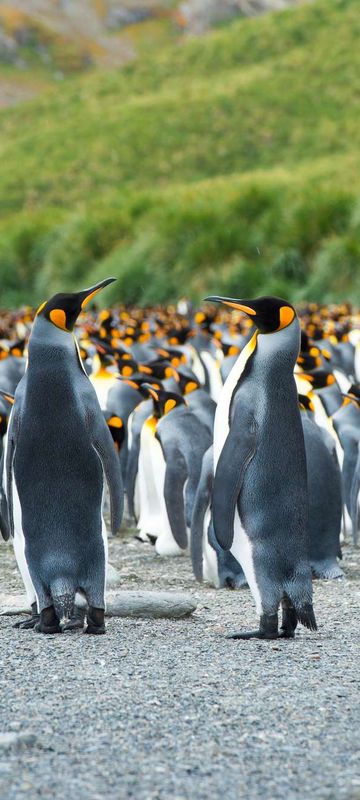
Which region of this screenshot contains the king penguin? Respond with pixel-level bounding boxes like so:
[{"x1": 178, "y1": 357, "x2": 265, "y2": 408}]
[
  {"x1": 1, "y1": 278, "x2": 123, "y2": 634},
  {"x1": 204, "y1": 294, "x2": 317, "y2": 640}
]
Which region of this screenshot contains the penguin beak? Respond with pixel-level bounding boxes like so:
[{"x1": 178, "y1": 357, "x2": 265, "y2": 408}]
[
  {"x1": 204, "y1": 296, "x2": 256, "y2": 316},
  {"x1": 118, "y1": 378, "x2": 140, "y2": 390},
  {"x1": 141, "y1": 383, "x2": 160, "y2": 402},
  {"x1": 79, "y1": 277, "x2": 117, "y2": 309},
  {"x1": 0, "y1": 389, "x2": 15, "y2": 405}
]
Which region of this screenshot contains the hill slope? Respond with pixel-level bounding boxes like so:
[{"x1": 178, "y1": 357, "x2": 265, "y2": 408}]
[{"x1": 0, "y1": 0, "x2": 360, "y2": 307}]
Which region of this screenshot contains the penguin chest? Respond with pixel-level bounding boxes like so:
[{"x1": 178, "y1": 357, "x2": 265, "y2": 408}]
[
  {"x1": 202, "y1": 507, "x2": 220, "y2": 587},
  {"x1": 200, "y1": 351, "x2": 223, "y2": 403},
  {"x1": 137, "y1": 418, "x2": 170, "y2": 539},
  {"x1": 89, "y1": 374, "x2": 116, "y2": 410}
]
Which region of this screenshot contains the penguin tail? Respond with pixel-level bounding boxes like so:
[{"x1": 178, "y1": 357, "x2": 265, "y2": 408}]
[
  {"x1": 294, "y1": 603, "x2": 318, "y2": 632},
  {"x1": 284, "y1": 574, "x2": 318, "y2": 632},
  {"x1": 50, "y1": 580, "x2": 75, "y2": 623}
]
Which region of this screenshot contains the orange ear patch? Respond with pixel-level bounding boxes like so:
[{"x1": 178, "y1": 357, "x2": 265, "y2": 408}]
[
  {"x1": 164, "y1": 399, "x2": 177, "y2": 414},
  {"x1": 49, "y1": 309, "x2": 68, "y2": 331},
  {"x1": 108, "y1": 416, "x2": 123, "y2": 428},
  {"x1": 121, "y1": 365, "x2": 134, "y2": 377},
  {"x1": 185, "y1": 381, "x2": 198, "y2": 394},
  {"x1": 278, "y1": 306, "x2": 295, "y2": 330}
]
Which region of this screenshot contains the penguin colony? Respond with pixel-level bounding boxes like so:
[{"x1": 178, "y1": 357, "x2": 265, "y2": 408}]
[{"x1": 0, "y1": 283, "x2": 359, "y2": 638}]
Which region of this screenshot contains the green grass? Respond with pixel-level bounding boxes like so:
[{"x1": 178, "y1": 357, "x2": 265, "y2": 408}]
[{"x1": 0, "y1": 0, "x2": 360, "y2": 307}]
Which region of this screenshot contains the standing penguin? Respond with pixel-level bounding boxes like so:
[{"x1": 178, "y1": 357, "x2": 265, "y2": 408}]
[
  {"x1": 2, "y1": 278, "x2": 123, "y2": 634},
  {"x1": 204, "y1": 294, "x2": 317, "y2": 640}
]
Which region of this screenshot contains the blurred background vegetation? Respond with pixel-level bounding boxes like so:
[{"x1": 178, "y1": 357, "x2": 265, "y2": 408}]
[{"x1": 0, "y1": 0, "x2": 359, "y2": 307}]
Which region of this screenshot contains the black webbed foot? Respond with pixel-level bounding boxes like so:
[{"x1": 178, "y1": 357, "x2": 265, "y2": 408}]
[
  {"x1": 62, "y1": 605, "x2": 86, "y2": 633},
  {"x1": 13, "y1": 603, "x2": 40, "y2": 630},
  {"x1": 226, "y1": 612, "x2": 279, "y2": 641},
  {"x1": 34, "y1": 605, "x2": 61, "y2": 634},
  {"x1": 279, "y1": 596, "x2": 297, "y2": 639},
  {"x1": 84, "y1": 606, "x2": 106, "y2": 635}
]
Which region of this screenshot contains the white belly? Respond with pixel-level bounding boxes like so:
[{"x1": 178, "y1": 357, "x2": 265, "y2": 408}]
[
  {"x1": 137, "y1": 419, "x2": 182, "y2": 554},
  {"x1": 213, "y1": 331, "x2": 262, "y2": 607},
  {"x1": 231, "y1": 510, "x2": 262, "y2": 614},
  {"x1": 201, "y1": 351, "x2": 223, "y2": 402},
  {"x1": 202, "y1": 507, "x2": 220, "y2": 587}
]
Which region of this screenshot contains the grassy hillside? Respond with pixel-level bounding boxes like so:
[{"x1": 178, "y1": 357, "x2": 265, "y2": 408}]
[{"x1": 0, "y1": 0, "x2": 360, "y2": 307}]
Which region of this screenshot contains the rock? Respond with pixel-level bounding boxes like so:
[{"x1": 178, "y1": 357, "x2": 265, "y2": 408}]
[
  {"x1": 106, "y1": 563, "x2": 122, "y2": 589},
  {"x1": 0, "y1": 732, "x2": 36, "y2": 750},
  {"x1": 0, "y1": 589, "x2": 197, "y2": 619},
  {"x1": 0, "y1": 594, "x2": 30, "y2": 616},
  {"x1": 105, "y1": 591, "x2": 197, "y2": 619}
]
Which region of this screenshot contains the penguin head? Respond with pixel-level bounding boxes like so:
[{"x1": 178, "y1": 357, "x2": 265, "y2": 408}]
[
  {"x1": 300, "y1": 368, "x2": 336, "y2": 389},
  {"x1": 298, "y1": 393, "x2": 315, "y2": 413},
  {"x1": 138, "y1": 359, "x2": 179, "y2": 382},
  {"x1": 342, "y1": 384, "x2": 360, "y2": 408},
  {"x1": 176, "y1": 369, "x2": 201, "y2": 395},
  {"x1": 203, "y1": 295, "x2": 296, "y2": 334},
  {"x1": 35, "y1": 278, "x2": 116, "y2": 333},
  {"x1": 141, "y1": 384, "x2": 185, "y2": 418},
  {"x1": 119, "y1": 375, "x2": 163, "y2": 398}
]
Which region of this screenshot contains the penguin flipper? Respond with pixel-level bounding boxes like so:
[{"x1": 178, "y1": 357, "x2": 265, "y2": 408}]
[
  {"x1": 350, "y1": 451, "x2": 360, "y2": 545},
  {"x1": 213, "y1": 410, "x2": 258, "y2": 551},
  {"x1": 191, "y1": 446, "x2": 213, "y2": 581},
  {"x1": 91, "y1": 418, "x2": 124, "y2": 535},
  {"x1": 159, "y1": 442, "x2": 188, "y2": 550},
  {"x1": 4, "y1": 409, "x2": 19, "y2": 540},
  {"x1": 0, "y1": 477, "x2": 10, "y2": 541}
]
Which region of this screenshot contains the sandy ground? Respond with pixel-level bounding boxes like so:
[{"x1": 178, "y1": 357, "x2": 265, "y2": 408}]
[{"x1": 0, "y1": 529, "x2": 360, "y2": 800}]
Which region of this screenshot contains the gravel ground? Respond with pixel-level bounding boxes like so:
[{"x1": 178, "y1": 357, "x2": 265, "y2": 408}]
[{"x1": 0, "y1": 530, "x2": 360, "y2": 800}]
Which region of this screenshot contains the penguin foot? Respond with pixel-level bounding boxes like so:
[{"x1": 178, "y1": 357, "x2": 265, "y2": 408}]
[
  {"x1": 34, "y1": 606, "x2": 61, "y2": 634},
  {"x1": 62, "y1": 605, "x2": 86, "y2": 633},
  {"x1": 14, "y1": 615, "x2": 40, "y2": 630},
  {"x1": 279, "y1": 596, "x2": 297, "y2": 639},
  {"x1": 226, "y1": 613, "x2": 279, "y2": 641},
  {"x1": 84, "y1": 607, "x2": 106, "y2": 635},
  {"x1": 226, "y1": 629, "x2": 279, "y2": 640},
  {"x1": 13, "y1": 603, "x2": 39, "y2": 630}
]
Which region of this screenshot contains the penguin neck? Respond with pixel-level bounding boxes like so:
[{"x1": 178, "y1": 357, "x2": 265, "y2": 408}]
[
  {"x1": 254, "y1": 318, "x2": 301, "y2": 376},
  {"x1": 27, "y1": 316, "x2": 80, "y2": 378}
]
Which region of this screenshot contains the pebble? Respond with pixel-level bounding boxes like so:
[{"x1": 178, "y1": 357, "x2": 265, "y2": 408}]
[{"x1": 0, "y1": 534, "x2": 359, "y2": 800}]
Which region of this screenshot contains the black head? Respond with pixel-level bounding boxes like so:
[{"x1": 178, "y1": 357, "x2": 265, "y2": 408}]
[
  {"x1": 203, "y1": 295, "x2": 296, "y2": 334},
  {"x1": 35, "y1": 278, "x2": 116, "y2": 333},
  {"x1": 176, "y1": 369, "x2": 200, "y2": 395},
  {"x1": 138, "y1": 359, "x2": 178, "y2": 381},
  {"x1": 301, "y1": 369, "x2": 336, "y2": 389},
  {"x1": 118, "y1": 375, "x2": 163, "y2": 398},
  {"x1": 298, "y1": 393, "x2": 315, "y2": 413},
  {"x1": 141, "y1": 384, "x2": 185, "y2": 418}
]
